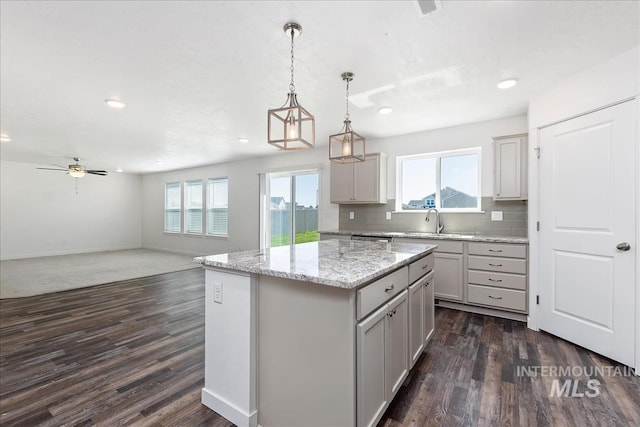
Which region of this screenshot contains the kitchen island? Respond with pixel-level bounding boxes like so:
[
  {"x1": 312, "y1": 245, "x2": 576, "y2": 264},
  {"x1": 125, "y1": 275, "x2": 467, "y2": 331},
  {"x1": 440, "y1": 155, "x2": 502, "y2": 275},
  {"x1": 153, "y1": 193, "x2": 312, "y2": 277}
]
[{"x1": 194, "y1": 239, "x2": 436, "y2": 427}]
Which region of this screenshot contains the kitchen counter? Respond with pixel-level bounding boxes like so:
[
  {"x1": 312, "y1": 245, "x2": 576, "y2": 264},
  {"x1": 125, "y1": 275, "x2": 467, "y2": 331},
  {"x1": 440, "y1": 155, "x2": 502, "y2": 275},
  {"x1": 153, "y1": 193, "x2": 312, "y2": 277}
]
[
  {"x1": 195, "y1": 240, "x2": 436, "y2": 427},
  {"x1": 319, "y1": 229, "x2": 528, "y2": 244},
  {"x1": 194, "y1": 239, "x2": 436, "y2": 289}
]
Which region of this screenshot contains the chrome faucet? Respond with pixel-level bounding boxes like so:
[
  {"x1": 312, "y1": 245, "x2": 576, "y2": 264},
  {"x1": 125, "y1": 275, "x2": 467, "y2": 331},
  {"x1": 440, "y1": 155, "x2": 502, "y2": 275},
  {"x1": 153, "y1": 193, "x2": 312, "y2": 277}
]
[{"x1": 425, "y1": 208, "x2": 444, "y2": 234}]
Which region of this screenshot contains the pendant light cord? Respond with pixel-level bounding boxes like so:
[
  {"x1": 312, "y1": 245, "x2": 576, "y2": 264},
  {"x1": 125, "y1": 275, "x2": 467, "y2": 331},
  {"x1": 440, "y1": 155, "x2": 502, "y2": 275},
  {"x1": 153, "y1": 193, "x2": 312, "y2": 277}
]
[
  {"x1": 289, "y1": 28, "x2": 295, "y2": 93},
  {"x1": 344, "y1": 78, "x2": 350, "y2": 121}
]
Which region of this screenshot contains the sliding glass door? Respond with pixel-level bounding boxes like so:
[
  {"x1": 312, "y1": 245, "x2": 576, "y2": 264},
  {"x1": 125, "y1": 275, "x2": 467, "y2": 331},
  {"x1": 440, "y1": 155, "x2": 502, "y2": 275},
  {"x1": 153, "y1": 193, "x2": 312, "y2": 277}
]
[{"x1": 265, "y1": 171, "x2": 319, "y2": 248}]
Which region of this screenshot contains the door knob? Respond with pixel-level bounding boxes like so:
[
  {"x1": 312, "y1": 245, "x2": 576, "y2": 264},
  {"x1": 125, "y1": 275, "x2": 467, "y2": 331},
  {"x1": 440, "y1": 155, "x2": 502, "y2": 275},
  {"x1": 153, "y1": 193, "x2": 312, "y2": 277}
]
[{"x1": 616, "y1": 242, "x2": 631, "y2": 251}]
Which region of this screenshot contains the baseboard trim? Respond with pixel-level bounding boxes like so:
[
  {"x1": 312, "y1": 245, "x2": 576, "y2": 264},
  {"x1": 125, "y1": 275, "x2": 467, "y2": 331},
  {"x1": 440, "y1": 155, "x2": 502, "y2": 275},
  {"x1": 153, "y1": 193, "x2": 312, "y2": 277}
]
[
  {"x1": 201, "y1": 388, "x2": 257, "y2": 427},
  {"x1": 436, "y1": 300, "x2": 528, "y2": 322}
]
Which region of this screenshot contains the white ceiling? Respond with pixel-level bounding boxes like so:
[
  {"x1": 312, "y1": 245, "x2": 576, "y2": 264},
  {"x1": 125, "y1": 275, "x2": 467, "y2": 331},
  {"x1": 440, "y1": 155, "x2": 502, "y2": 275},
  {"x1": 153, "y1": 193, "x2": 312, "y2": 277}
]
[{"x1": 1, "y1": 0, "x2": 638, "y2": 174}]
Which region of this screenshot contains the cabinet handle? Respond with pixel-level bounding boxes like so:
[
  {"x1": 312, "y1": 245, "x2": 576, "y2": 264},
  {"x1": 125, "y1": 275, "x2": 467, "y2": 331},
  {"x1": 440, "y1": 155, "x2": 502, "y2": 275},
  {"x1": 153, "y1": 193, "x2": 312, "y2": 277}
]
[
  {"x1": 488, "y1": 249, "x2": 503, "y2": 253},
  {"x1": 384, "y1": 284, "x2": 395, "y2": 292},
  {"x1": 488, "y1": 263, "x2": 503, "y2": 267},
  {"x1": 488, "y1": 295, "x2": 503, "y2": 300},
  {"x1": 422, "y1": 264, "x2": 430, "y2": 270},
  {"x1": 488, "y1": 278, "x2": 502, "y2": 282}
]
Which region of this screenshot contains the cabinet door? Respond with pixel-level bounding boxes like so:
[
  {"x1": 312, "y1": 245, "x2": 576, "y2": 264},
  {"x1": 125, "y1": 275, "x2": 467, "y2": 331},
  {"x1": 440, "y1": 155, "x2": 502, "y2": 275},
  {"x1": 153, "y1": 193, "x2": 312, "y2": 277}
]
[
  {"x1": 330, "y1": 161, "x2": 354, "y2": 203},
  {"x1": 356, "y1": 305, "x2": 387, "y2": 427},
  {"x1": 408, "y1": 281, "x2": 424, "y2": 369},
  {"x1": 494, "y1": 135, "x2": 527, "y2": 200},
  {"x1": 423, "y1": 273, "x2": 435, "y2": 344},
  {"x1": 353, "y1": 155, "x2": 379, "y2": 202},
  {"x1": 434, "y1": 253, "x2": 464, "y2": 301},
  {"x1": 386, "y1": 291, "x2": 408, "y2": 399}
]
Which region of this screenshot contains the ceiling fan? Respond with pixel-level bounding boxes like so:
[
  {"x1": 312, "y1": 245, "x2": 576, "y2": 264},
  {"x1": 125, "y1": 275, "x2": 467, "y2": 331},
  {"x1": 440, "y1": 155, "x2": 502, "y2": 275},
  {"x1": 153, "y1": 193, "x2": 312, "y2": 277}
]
[{"x1": 37, "y1": 157, "x2": 108, "y2": 178}]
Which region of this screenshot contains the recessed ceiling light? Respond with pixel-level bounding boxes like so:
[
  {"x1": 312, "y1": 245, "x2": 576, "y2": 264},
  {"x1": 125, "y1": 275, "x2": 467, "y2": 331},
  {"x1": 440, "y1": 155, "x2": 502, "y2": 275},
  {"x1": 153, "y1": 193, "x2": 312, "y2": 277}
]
[
  {"x1": 105, "y1": 98, "x2": 126, "y2": 109},
  {"x1": 378, "y1": 106, "x2": 393, "y2": 115},
  {"x1": 155, "y1": 160, "x2": 164, "y2": 165},
  {"x1": 0, "y1": 133, "x2": 10, "y2": 142},
  {"x1": 238, "y1": 137, "x2": 249, "y2": 143},
  {"x1": 115, "y1": 167, "x2": 123, "y2": 173},
  {"x1": 497, "y1": 78, "x2": 518, "y2": 89}
]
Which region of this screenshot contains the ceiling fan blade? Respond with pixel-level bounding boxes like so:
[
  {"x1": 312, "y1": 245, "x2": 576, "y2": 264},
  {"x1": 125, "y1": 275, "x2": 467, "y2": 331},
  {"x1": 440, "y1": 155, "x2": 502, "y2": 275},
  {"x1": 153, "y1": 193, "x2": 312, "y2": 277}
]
[
  {"x1": 37, "y1": 167, "x2": 68, "y2": 171},
  {"x1": 87, "y1": 170, "x2": 108, "y2": 176}
]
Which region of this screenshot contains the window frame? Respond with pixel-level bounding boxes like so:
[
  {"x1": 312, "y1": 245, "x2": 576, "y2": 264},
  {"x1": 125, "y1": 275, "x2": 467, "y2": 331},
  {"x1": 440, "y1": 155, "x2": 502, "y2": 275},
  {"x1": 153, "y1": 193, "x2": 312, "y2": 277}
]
[
  {"x1": 164, "y1": 182, "x2": 182, "y2": 233},
  {"x1": 206, "y1": 177, "x2": 229, "y2": 237},
  {"x1": 395, "y1": 147, "x2": 482, "y2": 213},
  {"x1": 183, "y1": 180, "x2": 204, "y2": 235}
]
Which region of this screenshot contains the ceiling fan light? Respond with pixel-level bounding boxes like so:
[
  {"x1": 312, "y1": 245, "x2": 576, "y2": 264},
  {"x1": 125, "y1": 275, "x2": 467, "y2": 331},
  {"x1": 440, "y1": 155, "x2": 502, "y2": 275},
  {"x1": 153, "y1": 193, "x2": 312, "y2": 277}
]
[{"x1": 69, "y1": 168, "x2": 86, "y2": 178}]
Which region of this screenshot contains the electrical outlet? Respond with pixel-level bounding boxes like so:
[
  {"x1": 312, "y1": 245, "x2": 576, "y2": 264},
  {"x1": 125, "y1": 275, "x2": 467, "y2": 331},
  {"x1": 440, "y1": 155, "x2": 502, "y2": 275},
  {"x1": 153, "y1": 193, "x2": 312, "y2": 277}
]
[
  {"x1": 214, "y1": 282, "x2": 223, "y2": 303},
  {"x1": 491, "y1": 211, "x2": 503, "y2": 221},
  {"x1": 349, "y1": 211, "x2": 355, "y2": 220},
  {"x1": 386, "y1": 211, "x2": 392, "y2": 220}
]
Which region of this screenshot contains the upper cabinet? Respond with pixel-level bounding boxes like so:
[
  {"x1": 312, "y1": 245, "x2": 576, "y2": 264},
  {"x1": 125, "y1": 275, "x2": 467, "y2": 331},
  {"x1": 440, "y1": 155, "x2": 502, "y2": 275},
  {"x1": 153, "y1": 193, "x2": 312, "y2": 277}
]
[
  {"x1": 331, "y1": 153, "x2": 388, "y2": 204},
  {"x1": 493, "y1": 134, "x2": 528, "y2": 201}
]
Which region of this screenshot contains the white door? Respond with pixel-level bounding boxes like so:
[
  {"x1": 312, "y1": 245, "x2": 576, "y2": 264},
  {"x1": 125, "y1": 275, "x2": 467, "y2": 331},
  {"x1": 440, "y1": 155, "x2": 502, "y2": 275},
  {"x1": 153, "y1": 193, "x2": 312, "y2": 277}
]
[{"x1": 538, "y1": 100, "x2": 636, "y2": 366}]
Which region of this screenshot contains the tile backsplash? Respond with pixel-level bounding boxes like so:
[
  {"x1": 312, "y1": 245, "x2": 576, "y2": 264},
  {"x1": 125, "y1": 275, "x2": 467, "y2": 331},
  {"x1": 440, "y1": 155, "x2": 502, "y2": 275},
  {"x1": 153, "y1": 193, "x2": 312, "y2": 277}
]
[{"x1": 338, "y1": 198, "x2": 527, "y2": 237}]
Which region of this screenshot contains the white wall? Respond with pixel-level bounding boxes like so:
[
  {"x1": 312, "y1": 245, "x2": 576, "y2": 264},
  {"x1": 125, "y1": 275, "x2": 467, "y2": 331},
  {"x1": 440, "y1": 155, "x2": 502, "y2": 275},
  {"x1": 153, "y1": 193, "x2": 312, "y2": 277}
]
[
  {"x1": 368, "y1": 114, "x2": 528, "y2": 198},
  {"x1": 141, "y1": 149, "x2": 338, "y2": 256},
  {"x1": 0, "y1": 160, "x2": 142, "y2": 260},
  {"x1": 141, "y1": 114, "x2": 527, "y2": 256}
]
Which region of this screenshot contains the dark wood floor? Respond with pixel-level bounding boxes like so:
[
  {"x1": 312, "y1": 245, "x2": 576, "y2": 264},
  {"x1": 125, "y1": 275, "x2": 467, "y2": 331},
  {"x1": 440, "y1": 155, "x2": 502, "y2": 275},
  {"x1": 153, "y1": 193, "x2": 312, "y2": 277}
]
[{"x1": 1, "y1": 269, "x2": 639, "y2": 426}]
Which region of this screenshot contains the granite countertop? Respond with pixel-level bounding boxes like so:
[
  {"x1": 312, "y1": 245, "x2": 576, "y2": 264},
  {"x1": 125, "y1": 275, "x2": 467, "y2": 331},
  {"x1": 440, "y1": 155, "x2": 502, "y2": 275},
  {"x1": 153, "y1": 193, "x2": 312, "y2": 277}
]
[
  {"x1": 194, "y1": 240, "x2": 436, "y2": 290},
  {"x1": 319, "y1": 230, "x2": 528, "y2": 244}
]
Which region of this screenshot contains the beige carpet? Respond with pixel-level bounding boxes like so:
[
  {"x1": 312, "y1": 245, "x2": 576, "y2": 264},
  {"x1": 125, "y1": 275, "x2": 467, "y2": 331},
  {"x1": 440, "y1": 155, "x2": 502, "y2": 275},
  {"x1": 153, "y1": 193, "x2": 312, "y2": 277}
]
[{"x1": 0, "y1": 249, "x2": 200, "y2": 299}]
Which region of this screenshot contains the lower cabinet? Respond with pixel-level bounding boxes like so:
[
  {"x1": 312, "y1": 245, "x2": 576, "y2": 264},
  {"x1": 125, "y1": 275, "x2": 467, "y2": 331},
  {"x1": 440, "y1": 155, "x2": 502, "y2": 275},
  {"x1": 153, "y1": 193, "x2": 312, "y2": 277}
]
[
  {"x1": 408, "y1": 271, "x2": 435, "y2": 368},
  {"x1": 433, "y1": 252, "x2": 464, "y2": 301},
  {"x1": 357, "y1": 291, "x2": 408, "y2": 427}
]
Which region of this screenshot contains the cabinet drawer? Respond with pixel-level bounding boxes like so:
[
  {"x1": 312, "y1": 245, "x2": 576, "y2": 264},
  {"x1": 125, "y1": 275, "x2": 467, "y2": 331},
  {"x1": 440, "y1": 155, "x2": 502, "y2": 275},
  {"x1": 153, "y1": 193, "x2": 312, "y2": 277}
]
[
  {"x1": 423, "y1": 240, "x2": 464, "y2": 254},
  {"x1": 357, "y1": 267, "x2": 408, "y2": 320},
  {"x1": 468, "y1": 242, "x2": 526, "y2": 258},
  {"x1": 408, "y1": 253, "x2": 434, "y2": 284},
  {"x1": 468, "y1": 255, "x2": 526, "y2": 274},
  {"x1": 468, "y1": 270, "x2": 526, "y2": 290},
  {"x1": 468, "y1": 284, "x2": 527, "y2": 312}
]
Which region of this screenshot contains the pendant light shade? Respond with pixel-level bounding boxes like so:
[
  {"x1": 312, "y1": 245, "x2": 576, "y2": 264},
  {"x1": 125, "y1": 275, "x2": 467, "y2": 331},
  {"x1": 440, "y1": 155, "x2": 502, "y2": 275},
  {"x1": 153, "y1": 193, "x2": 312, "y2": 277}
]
[
  {"x1": 329, "y1": 72, "x2": 365, "y2": 163},
  {"x1": 268, "y1": 22, "x2": 315, "y2": 150}
]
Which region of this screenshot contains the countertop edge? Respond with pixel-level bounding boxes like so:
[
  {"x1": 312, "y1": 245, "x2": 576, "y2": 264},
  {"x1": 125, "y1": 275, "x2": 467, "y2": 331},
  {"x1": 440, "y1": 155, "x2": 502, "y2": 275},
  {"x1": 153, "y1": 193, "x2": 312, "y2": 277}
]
[
  {"x1": 195, "y1": 245, "x2": 436, "y2": 290},
  {"x1": 319, "y1": 230, "x2": 528, "y2": 244}
]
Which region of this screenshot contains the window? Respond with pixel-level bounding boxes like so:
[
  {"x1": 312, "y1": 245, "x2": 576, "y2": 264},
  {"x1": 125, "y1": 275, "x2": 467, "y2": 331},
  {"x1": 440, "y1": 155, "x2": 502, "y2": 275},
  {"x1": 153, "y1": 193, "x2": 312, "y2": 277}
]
[
  {"x1": 184, "y1": 180, "x2": 203, "y2": 234},
  {"x1": 260, "y1": 170, "x2": 319, "y2": 248},
  {"x1": 164, "y1": 182, "x2": 181, "y2": 233},
  {"x1": 396, "y1": 148, "x2": 481, "y2": 212},
  {"x1": 207, "y1": 178, "x2": 228, "y2": 236}
]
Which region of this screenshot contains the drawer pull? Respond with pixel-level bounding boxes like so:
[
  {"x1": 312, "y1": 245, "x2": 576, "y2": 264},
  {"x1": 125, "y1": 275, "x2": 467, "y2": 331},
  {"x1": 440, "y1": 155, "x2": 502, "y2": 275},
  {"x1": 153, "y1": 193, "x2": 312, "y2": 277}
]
[
  {"x1": 384, "y1": 284, "x2": 395, "y2": 292},
  {"x1": 488, "y1": 278, "x2": 503, "y2": 282},
  {"x1": 488, "y1": 263, "x2": 503, "y2": 267},
  {"x1": 488, "y1": 249, "x2": 503, "y2": 253},
  {"x1": 422, "y1": 264, "x2": 429, "y2": 270},
  {"x1": 488, "y1": 295, "x2": 503, "y2": 300}
]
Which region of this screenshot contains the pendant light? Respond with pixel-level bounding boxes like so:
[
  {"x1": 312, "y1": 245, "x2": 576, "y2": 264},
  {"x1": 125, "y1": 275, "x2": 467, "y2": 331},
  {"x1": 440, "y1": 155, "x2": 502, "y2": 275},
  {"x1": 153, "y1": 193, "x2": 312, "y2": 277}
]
[
  {"x1": 329, "y1": 72, "x2": 365, "y2": 163},
  {"x1": 267, "y1": 22, "x2": 315, "y2": 150}
]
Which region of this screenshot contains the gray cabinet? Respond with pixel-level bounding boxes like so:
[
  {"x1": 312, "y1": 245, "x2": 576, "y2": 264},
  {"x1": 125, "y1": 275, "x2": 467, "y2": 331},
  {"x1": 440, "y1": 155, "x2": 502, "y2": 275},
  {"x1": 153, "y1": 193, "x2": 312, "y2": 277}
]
[
  {"x1": 467, "y1": 242, "x2": 528, "y2": 313},
  {"x1": 494, "y1": 134, "x2": 528, "y2": 200},
  {"x1": 395, "y1": 238, "x2": 464, "y2": 302},
  {"x1": 357, "y1": 290, "x2": 408, "y2": 427},
  {"x1": 331, "y1": 153, "x2": 387, "y2": 204},
  {"x1": 408, "y1": 270, "x2": 435, "y2": 368}
]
